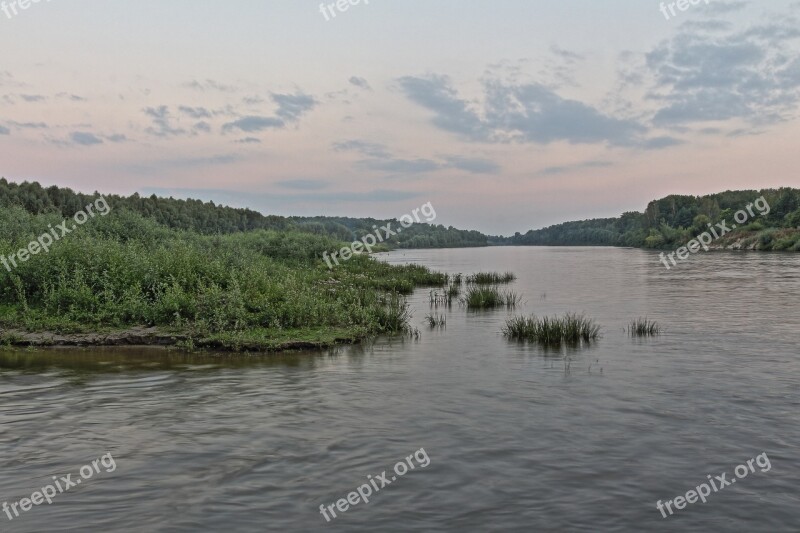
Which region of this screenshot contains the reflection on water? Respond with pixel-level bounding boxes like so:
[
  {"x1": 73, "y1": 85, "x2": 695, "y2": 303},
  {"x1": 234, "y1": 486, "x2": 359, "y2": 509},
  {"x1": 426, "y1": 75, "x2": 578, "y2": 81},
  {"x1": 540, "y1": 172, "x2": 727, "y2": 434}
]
[{"x1": 1, "y1": 247, "x2": 799, "y2": 533}]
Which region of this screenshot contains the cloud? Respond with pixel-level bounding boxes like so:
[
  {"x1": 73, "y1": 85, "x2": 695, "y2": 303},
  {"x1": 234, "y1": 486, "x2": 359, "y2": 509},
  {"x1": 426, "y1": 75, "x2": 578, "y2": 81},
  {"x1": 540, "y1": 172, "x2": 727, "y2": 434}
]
[
  {"x1": 397, "y1": 75, "x2": 492, "y2": 142},
  {"x1": 334, "y1": 139, "x2": 500, "y2": 175},
  {"x1": 397, "y1": 74, "x2": 646, "y2": 146},
  {"x1": 332, "y1": 140, "x2": 391, "y2": 158},
  {"x1": 222, "y1": 91, "x2": 316, "y2": 133},
  {"x1": 9, "y1": 121, "x2": 47, "y2": 129},
  {"x1": 0, "y1": 71, "x2": 25, "y2": 88},
  {"x1": 0, "y1": 125, "x2": 9, "y2": 135},
  {"x1": 639, "y1": 136, "x2": 684, "y2": 149},
  {"x1": 56, "y1": 93, "x2": 87, "y2": 102},
  {"x1": 70, "y1": 131, "x2": 104, "y2": 146},
  {"x1": 143, "y1": 106, "x2": 187, "y2": 137},
  {"x1": 272, "y1": 92, "x2": 317, "y2": 121},
  {"x1": 178, "y1": 106, "x2": 212, "y2": 119},
  {"x1": 192, "y1": 121, "x2": 211, "y2": 133},
  {"x1": 181, "y1": 79, "x2": 237, "y2": 92},
  {"x1": 549, "y1": 45, "x2": 584, "y2": 64},
  {"x1": 646, "y1": 18, "x2": 800, "y2": 127},
  {"x1": 105, "y1": 134, "x2": 128, "y2": 143},
  {"x1": 19, "y1": 94, "x2": 46, "y2": 102},
  {"x1": 349, "y1": 76, "x2": 372, "y2": 90},
  {"x1": 222, "y1": 115, "x2": 284, "y2": 133},
  {"x1": 234, "y1": 137, "x2": 262, "y2": 144},
  {"x1": 243, "y1": 95, "x2": 266, "y2": 105}
]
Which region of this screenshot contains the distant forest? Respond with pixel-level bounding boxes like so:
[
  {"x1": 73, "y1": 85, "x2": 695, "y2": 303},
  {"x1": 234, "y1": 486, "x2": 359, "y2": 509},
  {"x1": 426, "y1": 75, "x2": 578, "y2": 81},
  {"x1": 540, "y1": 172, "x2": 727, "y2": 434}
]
[
  {"x1": 3, "y1": 180, "x2": 799, "y2": 252},
  {"x1": 0, "y1": 179, "x2": 488, "y2": 249},
  {"x1": 490, "y1": 188, "x2": 800, "y2": 252}
]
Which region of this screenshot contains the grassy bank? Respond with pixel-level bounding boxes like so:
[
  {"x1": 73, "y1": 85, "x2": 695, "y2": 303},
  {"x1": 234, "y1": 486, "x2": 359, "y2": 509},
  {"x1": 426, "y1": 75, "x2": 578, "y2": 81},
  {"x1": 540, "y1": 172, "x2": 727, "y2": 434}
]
[{"x1": 0, "y1": 205, "x2": 446, "y2": 352}]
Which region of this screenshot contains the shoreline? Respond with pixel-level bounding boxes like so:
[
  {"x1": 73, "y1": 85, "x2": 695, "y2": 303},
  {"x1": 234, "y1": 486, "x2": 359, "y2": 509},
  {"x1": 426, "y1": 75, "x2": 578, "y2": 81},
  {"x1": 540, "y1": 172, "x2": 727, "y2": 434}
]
[{"x1": 0, "y1": 326, "x2": 363, "y2": 353}]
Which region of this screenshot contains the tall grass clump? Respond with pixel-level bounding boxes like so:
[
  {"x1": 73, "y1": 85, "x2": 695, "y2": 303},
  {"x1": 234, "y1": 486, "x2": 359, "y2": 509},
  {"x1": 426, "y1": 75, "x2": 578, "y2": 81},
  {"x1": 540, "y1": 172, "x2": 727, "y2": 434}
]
[
  {"x1": 467, "y1": 271, "x2": 516, "y2": 285},
  {"x1": 627, "y1": 317, "x2": 661, "y2": 337},
  {"x1": 459, "y1": 285, "x2": 519, "y2": 309},
  {"x1": 503, "y1": 313, "x2": 600, "y2": 345},
  {"x1": 424, "y1": 313, "x2": 446, "y2": 329}
]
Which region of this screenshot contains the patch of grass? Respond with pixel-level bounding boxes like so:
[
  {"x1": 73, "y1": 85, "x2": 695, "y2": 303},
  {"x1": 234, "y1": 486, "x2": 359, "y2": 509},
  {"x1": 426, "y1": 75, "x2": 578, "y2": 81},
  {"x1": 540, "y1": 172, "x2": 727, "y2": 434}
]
[
  {"x1": 0, "y1": 209, "x2": 442, "y2": 350},
  {"x1": 503, "y1": 313, "x2": 600, "y2": 345},
  {"x1": 424, "y1": 313, "x2": 446, "y2": 329},
  {"x1": 466, "y1": 271, "x2": 516, "y2": 284},
  {"x1": 627, "y1": 317, "x2": 661, "y2": 337},
  {"x1": 460, "y1": 285, "x2": 519, "y2": 309}
]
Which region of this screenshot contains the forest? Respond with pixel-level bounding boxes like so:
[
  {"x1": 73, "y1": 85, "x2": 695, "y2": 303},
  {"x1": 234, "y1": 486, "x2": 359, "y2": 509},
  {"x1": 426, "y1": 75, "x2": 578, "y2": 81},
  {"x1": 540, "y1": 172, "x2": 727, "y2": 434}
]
[
  {"x1": 490, "y1": 188, "x2": 800, "y2": 251},
  {"x1": 0, "y1": 179, "x2": 488, "y2": 250}
]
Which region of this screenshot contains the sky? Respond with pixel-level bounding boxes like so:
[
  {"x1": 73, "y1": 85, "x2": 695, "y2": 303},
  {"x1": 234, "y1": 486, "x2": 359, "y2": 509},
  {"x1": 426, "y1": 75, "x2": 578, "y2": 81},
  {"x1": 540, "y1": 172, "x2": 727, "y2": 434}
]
[{"x1": 1, "y1": 0, "x2": 800, "y2": 235}]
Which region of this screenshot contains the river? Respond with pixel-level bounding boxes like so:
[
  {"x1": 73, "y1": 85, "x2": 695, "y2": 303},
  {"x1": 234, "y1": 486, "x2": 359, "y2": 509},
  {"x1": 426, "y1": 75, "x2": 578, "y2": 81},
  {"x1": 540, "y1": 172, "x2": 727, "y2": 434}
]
[{"x1": 1, "y1": 247, "x2": 798, "y2": 532}]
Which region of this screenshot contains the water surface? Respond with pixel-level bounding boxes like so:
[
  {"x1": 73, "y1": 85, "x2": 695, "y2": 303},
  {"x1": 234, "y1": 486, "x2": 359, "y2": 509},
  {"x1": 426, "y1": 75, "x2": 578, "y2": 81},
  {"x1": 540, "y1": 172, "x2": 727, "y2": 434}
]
[{"x1": 1, "y1": 247, "x2": 798, "y2": 532}]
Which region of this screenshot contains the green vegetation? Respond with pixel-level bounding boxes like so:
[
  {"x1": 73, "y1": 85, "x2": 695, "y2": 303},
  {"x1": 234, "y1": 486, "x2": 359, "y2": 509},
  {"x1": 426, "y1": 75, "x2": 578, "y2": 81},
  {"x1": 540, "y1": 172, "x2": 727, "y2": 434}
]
[
  {"x1": 0, "y1": 179, "x2": 488, "y2": 250},
  {"x1": 628, "y1": 318, "x2": 661, "y2": 337},
  {"x1": 459, "y1": 285, "x2": 519, "y2": 309},
  {"x1": 424, "y1": 313, "x2": 447, "y2": 329},
  {"x1": 294, "y1": 215, "x2": 489, "y2": 249},
  {"x1": 491, "y1": 188, "x2": 800, "y2": 251},
  {"x1": 466, "y1": 271, "x2": 516, "y2": 284},
  {"x1": 503, "y1": 313, "x2": 600, "y2": 345},
  {"x1": 0, "y1": 197, "x2": 449, "y2": 351}
]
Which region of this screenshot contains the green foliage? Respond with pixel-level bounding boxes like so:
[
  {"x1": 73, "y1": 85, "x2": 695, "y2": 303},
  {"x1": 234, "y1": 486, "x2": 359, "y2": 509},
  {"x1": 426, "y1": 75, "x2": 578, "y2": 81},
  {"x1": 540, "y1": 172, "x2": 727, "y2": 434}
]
[
  {"x1": 492, "y1": 188, "x2": 800, "y2": 251},
  {"x1": 628, "y1": 318, "x2": 661, "y2": 337},
  {"x1": 459, "y1": 285, "x2": 519, "y2": 309},
  {"x1": 0, "y1": 179, "x2": 489, "y2": 250},
  {"x1": 466, "y1": 271, "x2": 516, "y2": 284},
  {"x1": 503, "y1": 313, "x2": 600, "y2": 345},
  {"x1": 0, "y1": 207, "x2": 447, "y2": 347}
]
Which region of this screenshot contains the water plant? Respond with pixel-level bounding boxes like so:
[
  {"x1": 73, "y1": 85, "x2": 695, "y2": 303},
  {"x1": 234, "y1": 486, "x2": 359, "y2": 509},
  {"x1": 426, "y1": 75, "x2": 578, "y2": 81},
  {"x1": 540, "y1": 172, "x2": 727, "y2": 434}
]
[
  {"x1": 466, "y1": 272, "x2": 516, "y2": 285},
  {"x1": 627, "y1": 317, "x2": 661, "y2": 337},
  {"x1": 459, "y1": 285, "x2": 519, "y2": 309},
  {"x1": 424, "y1": 313, "x2": 447, "y2": 329},
  {"x1": 503, "y1": 313, "x2": 600, "y2": 345}
]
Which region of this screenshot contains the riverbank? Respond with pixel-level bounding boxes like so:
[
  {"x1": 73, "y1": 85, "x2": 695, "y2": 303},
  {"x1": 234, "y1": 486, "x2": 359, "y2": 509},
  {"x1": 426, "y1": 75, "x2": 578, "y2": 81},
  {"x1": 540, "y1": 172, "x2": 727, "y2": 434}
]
[
  {"x1": 0, "y1": 205, "x2": 448, "y2": 353},
  {"x1": 0, "y1": 325, "x2": 367, "y2": 352}
]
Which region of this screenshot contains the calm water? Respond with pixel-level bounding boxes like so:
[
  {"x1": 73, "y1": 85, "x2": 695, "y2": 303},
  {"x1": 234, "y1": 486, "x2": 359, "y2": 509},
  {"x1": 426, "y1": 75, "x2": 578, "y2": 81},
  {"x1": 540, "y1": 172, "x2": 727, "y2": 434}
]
[{"x1": 1, "y1": 247, "x2": 799, "y2": 532}]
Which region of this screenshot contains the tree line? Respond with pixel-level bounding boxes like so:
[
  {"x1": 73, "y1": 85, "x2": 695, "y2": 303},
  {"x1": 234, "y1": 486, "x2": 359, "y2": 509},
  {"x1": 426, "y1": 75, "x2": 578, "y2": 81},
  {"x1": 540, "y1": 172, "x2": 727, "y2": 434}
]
[{"x1": 0, "y1": 179, "x2": 488, "y2": 249}]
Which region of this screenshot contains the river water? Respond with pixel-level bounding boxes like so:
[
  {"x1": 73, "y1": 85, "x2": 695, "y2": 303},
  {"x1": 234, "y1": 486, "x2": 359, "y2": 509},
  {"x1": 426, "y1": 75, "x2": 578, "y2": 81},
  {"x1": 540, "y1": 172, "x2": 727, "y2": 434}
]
[{"x1": 1, "y1": 247, "x2": 798, "y2": 532}]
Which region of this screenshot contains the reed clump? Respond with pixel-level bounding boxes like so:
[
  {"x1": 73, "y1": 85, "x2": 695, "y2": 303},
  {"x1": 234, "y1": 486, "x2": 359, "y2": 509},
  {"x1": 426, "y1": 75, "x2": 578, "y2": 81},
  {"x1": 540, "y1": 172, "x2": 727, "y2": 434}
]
[
  {"x1": 503, "y1": 313, "x2": 600, "y2": 345},
  {"x1": 627, "y1": 317, "x2": 661, "y2": 337},
  {"x1": 459, "y1": 285, "x2": 519, "y2": 309},
  {"x1": 425, "y1": 313, "x2": 447, "y2": 329},
  {"x1": 466, "y1": 272, "x2": 516, "y2": 285}
]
